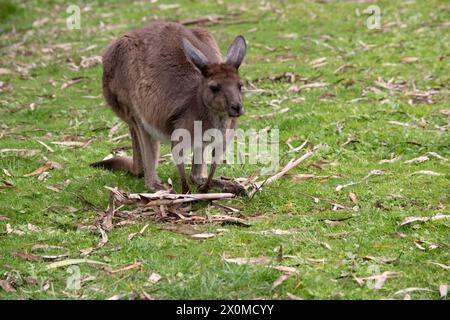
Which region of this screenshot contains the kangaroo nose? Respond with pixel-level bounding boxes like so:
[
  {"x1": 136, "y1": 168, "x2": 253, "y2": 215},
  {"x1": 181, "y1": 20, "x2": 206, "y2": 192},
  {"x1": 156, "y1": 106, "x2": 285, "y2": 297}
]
[{"x1": 230, "y1": 103, "x2": 244, "y2": 116}]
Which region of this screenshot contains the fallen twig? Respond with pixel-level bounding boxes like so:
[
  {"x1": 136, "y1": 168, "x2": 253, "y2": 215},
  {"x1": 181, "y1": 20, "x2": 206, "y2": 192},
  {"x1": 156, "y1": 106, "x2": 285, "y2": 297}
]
[
  {"x1": 100, "y1": 187, "x2": 245, "y2": 228},
  {"x1": 249, "y1": 144, "x2": 321, "y2": 196},
  {"x1": 336, "y1": 169, "x2": 384, "y2": 192},
  {"x1": 105, "y1": 187, "x2": 235, "y2": 206}
]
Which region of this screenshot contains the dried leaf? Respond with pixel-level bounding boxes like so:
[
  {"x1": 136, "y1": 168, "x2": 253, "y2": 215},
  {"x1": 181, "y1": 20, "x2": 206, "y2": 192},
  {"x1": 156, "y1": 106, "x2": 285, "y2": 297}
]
[
  {"x1": 334, "y1": 63, "x2": 356, "y2": 74},
  {"x1": 52, "y1": 43, "x2": 72, "y2": 51},
  {"x1": 0, "y1": 180, "x2": 14, "y2": 189},
  {"x1": 128, "y1": 224, "x2": 149, "y2": 241},
  {"x1": 280, "y1": 33, "x2": 298, "y2": 39},
  {"x1": 0, "y1": 149, "x2": 39, "y2": 158},
  {"x1": 331, "y1": 203, "x2": 353, "y2": 211},
  {"x1": 404, "y1": 155, "x2": 429, "y2": 164},
  {"x1": 291, "y1": 173, "x2": 316, "y2": 181},
  {"x1": 60, "y1": 77, "x2": 84, "y2": 90},
  {"x1": 23, "y1": 161, "x2": 62, "y2": 177},
  {"x1": 108, "y1": 122, "x2": 122, "y2": 141},
  {"x1": 47, "y1": 205, "x2": 78, "y2": 213},
  {"x1": 249, "y1": 229, "x2": 298, "y2": 236},
  {"x1": 388, "y1": 120, "x2": 418, "y2": 128},
  {"x1": 414, "y1": 241, "x2": 426, "y2": 250},
  {"x1": 354, "y1": 271, "x2": 400, "y2": 290},
  {"x1": 271, "y1": 266, "x2": 297, "y2": 273},
  {"x1": 51, "y1": 141, "x2": 87, "y2": 147},
  {"x1": 400, "y1": 213, "x2": 449, "y2": 226},
  {"x1": 46, "y1": 185, "x2": 62, "y2": 193},
  {"x1": 46, "y1": 259, "x2": 107, "y2": 269},
  {"x1": 36, "y1": 140, "x2": 54, "y2": 152},
  {"x1": 363, "y1": 256, "x2": 398, "y2": 264},
  {"x1": 12, "y1": 251, "x2": 43, "y2": 262},
  {"x1": 80, "y1": 56, "x2": 102, "y2": 68},
  {"x1": 0, "y1": 280, "x2": 15, "y2": 293},
  {"x1": 336, "y1": 169, "x2": 384, "y2": 191},
  {"x1": 400, "y1": 57, "x2": 419, "y2": 63},
  {"x1": 212, "y1": 203, "x2": 240, "y2": 214},
  {"x1": 427, "y1": 152, "x2": 448, "y2": 161},
  {"x1": 411, "y1": 170, "x2": 443, "y2": 176},
  {"x1": 324, "y1": 219, "x2": 344, "y2": 226},
  {"x1": 107, "y1": 293, "x2": 128, "y2": 300},
  {"x1": 24, "y1": 277, "x2": 39, "y2": 286},
  {"x1": 158, "y1": 4, "x2": 180, "y2": 10},
  {"x1": 32, "y1": 244, "x2": 70, "y2": 260},
  {"x1": 80, "y1": 247, "x2": 95, "y2": 256},
  {"x1": 190, "y1": 233, "x2": 215, "y2": 240},
  {"x1": 324, "y1": 231, "x2": 351, "y2": 238},
  {"x1": 223, "y1": 256, "x2": 271, "y2": 265},
  {"x1": 379, "y1": 155, "x2": 402, "y2": 164},
  {"x1": 98, "y1": 226, "x2": 108, "y2": 247},
  {"x1": 5, "y1": 223, "x2": 25, "y2": 236},
  {"x1": 27, "y1": 223, "x2": 41, "y2": 232},
  {"x1": 0, "y1": 68, "x2": 13, "y2": 75},
  {"x1": 439, "y1": 284, "x2": 448, "y2": 299},
  {"x1": 414, "y1": 240, "x2": 439, "y2": 251},
  {"x1": 32, "y1": 17, "x2": 49, "y2": 27},
  {"x1": 349, "y1": 192, "x2": 358, "y2": 205},
  {"x1": 288, "y1": 82, "x2": 328, "y2": 92},
  {"x1": 272, "y1": 273, "x2": 293, "y2": 289},
  {"x1": 309, "y1": 57, "x2": 327, "y2": 68},
  {"x1": 394, "y1": 287, "x2": 433, "y2": 295},
  {"x1": 429, "y1": 262, "x2": 450, "y2": 270},
  {"x1": 141, "y1": 291, "x2": 154, "y2": 300},
  {"x1": 286, "y1": 292, "x2": 303, "y2": 300},
  {"x1": 107, "y1": 261, "x2": 142, "y2": 274},
  {"x1": 148, "y1": 273, "x2": 162, "y2": 284},
  {"x1": 341, "y1": 135, "x2": 359, "y2": 147}
]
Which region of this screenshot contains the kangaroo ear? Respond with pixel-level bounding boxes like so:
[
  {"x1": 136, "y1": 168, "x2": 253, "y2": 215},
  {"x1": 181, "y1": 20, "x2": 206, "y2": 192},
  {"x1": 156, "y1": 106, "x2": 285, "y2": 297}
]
[
  {"x1": 225, "y1": 36, "x2": 247, "y2": 69},
  {"x1": 182, "y1": 38, "x2": 209, "y2": 75}
]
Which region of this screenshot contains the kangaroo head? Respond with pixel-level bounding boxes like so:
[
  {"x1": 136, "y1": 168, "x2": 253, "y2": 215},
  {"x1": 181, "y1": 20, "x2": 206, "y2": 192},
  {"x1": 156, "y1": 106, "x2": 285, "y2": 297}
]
[{"x1": 182, "y1": 36, "x2": 247, "y2": 118}]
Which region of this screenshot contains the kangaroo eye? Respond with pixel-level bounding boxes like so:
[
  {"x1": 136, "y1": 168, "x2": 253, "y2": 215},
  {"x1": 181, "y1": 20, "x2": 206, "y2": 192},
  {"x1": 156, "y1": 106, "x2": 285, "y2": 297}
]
[{"x1": 209, "y1": 84, "x2": 221, "y2": 93}]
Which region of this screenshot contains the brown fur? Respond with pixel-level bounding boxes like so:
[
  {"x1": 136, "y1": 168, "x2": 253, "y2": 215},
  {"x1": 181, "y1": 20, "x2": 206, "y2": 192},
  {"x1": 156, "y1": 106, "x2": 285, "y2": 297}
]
[{"x1": 91, "y1": 21, "x2": 247, "y2": 194}]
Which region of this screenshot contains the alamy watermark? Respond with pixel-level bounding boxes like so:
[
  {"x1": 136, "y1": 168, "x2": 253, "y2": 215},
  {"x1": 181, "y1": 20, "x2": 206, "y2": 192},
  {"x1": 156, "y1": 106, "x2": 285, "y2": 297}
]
[
  {"x1": 365, "y1": 264, "x2": 381, "y2": 290},
  {"x1": 356, "y1": 5, "x2": 381, "y2": 30},
  {"x1": 66, "y1": 266, "x2": 81, "y2": 291},
  {"x1": 67, "y1": 5, "x2": 81, "y2": 30},
  {"x1": 171, "y1": 121, "x2": 280, "y2": 173}
]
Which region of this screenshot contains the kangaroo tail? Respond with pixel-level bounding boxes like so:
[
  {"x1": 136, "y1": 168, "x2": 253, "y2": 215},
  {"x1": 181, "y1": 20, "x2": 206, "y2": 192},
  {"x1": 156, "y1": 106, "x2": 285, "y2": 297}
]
[{"x1": 90, "y1": 157, "x2": 141, "y2": 176}]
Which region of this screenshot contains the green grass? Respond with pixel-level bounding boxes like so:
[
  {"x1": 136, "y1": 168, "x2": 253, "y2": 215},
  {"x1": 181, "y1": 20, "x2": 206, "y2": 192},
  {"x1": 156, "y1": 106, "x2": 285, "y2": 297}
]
[{"x1": 0, "y1": 0, "x2": 449, "y2": 300}]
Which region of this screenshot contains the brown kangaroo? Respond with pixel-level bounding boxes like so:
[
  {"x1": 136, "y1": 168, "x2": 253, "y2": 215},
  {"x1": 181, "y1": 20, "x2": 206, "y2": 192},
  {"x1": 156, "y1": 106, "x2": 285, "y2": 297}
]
[{"x1": 90, "y1": 21, "x2": 247, "y2": 194}]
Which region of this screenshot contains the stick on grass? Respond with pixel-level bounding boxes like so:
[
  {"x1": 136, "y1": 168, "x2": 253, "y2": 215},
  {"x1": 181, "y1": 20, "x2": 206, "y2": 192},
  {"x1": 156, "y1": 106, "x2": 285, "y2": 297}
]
[{"x1": 249, "y1": 144, "x2": 321, "y2": 196}]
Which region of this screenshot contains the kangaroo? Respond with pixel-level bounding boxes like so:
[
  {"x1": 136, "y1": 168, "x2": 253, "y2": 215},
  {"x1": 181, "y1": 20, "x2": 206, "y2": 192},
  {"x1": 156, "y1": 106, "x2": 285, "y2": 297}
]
[{"x1": 90, "y1": 21, "x2": 247, "y2": 194}]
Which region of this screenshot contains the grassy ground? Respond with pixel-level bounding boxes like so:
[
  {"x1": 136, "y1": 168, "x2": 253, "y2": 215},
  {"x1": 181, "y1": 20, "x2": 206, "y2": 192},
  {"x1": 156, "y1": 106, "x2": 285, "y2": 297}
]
[{"x1": 0, "y1": 0, "x2": 449, "y2": 300}]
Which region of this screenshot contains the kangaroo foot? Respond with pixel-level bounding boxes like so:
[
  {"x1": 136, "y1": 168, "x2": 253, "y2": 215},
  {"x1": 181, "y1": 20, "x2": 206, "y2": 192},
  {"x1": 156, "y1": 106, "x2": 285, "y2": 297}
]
[{"x1": 197, "y1": 178, "x2": 247, "y2": 196}]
